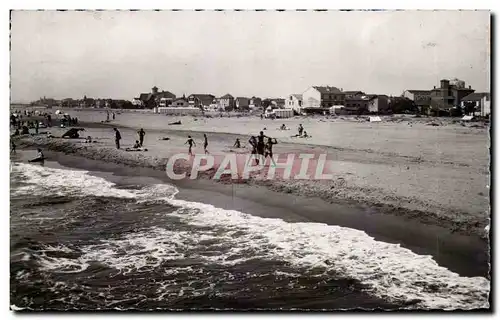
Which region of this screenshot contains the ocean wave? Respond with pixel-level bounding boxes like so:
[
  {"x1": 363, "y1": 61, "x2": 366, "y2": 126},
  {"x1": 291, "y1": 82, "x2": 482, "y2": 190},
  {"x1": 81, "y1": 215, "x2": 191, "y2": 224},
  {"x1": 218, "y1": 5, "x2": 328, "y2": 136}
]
[
  {"x1": 10, "y1": 162, "x2": 178, "y2": 200},
  {"x1": 165, "y1": 199, "x2": 490, "y2": 310},
  {"x1": 11, "y1": 162, "x2": 490, "y2": 309}
]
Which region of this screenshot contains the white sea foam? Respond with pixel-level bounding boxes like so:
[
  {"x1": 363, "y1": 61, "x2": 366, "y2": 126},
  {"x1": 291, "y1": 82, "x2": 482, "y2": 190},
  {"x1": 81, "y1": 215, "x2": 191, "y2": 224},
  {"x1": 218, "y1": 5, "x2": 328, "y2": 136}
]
[
  {"x1": 166, "y1": 198, "x2": 490, "y2": 310},
  {"x1": 10, "y1": 163, "x2": 177, "y2": 200},
  {"x1": 80, "y1": 227, "x2": 187, "y2": 274},
  {"x1": 11, "y1": 163, "x2": 490, "y2": 309},
  {"x1": 10, "y1": 304, "x2": 26, "y2": 311},
  {"x1": 11, "y1": 163, "x2": 136, "y2": 199}
]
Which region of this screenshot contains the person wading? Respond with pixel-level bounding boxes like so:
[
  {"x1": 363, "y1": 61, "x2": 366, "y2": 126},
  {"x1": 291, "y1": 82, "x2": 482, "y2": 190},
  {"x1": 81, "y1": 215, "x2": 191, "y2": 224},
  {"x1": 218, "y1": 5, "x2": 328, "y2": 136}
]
[
  {"x1": 138, "y1": 128, "x2": 146, "y2": 147},
  {"x1": 113, "y1": 128, "x2": 122, "y2": 149}
]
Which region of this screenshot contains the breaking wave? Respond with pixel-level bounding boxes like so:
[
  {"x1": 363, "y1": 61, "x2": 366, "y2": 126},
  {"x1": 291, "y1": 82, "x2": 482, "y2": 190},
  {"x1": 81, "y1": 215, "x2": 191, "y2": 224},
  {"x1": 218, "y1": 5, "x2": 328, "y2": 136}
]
[{"x1": 10, "y1": 162, "x2": 490, "y2": 310}]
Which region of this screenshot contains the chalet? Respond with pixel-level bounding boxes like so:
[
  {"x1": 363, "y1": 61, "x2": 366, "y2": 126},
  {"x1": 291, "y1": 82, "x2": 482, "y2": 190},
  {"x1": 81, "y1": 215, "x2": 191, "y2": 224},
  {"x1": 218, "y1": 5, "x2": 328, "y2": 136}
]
[
  {"x1": 137, "y1": 86, "x2": 176, "y2": 108},
  {"x1": 461, "y1": 92, "x2": 490, "y2": 117},
  {"x1": 402, "y1": 90, "x2": 432, "y2": 111},
  {"x1": 218, "y1": 94, "x2": 235, "y2": 110},
  {"x1": 235, "y1": 97, "x2": 250, "y2": 110},
  {"x1": 367, "y1": 95, "x2": 390, "y2": 114},
  {"x1": 249, "y1": 97, "x2": 262, "y2": 109},
  {"x1": 187, "y1": 94, "x2": 216, "y2": 109},
  {"x1": 286, "y1": 94, "x2": 303, "y2": 113},
  {"x1": 344, "y1": 95, "x2": 372, "y2": 113},
  {"x1": 170, "y1": 98, "x2": 189, "y2": 108},
  {"x1": 302, "y1": 86, "x2": 345, "y2": 108}
]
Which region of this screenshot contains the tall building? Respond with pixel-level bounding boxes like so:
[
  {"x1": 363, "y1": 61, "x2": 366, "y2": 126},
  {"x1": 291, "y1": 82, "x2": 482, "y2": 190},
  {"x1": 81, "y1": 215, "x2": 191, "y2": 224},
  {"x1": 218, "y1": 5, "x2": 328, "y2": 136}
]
[{"x1": 430, "y1": 79, "x2": 474, "y2": 113}]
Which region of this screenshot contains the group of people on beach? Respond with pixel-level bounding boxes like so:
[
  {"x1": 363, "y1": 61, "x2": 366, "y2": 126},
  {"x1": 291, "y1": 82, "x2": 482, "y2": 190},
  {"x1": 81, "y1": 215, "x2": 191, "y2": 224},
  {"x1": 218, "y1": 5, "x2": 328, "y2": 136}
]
[
  {"x1": 14, "y1": 109, "x2": 307, "y2": 169},
  {"x1": 112, "y1": 127, "x2": 148, "y2": 152},
  {"x1": 112, "y1": 121, "x2": 299, "y2": 165},
  {"x1": 291, "y1": 124, "x2": 310, "y2": 138},
  {"x1": 248, "y1": 131, "x2": 278, "y2": 165},
  {"x1": 105, "y1": 110, "x2": 116, "y2": 122},
  {"x1": 183, "y1": 131, "x2": 276, "y2": 165},
  {"x1": 184, "y1": 134, "x2": 209, "y2": 155}
]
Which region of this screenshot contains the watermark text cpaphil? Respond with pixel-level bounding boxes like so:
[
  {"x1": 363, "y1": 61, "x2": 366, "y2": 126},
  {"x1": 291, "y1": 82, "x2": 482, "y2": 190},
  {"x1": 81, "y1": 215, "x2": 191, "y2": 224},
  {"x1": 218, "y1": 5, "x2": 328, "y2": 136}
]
[{"x1": 165, "y1": 153, "x2": 337, "y2": 181}]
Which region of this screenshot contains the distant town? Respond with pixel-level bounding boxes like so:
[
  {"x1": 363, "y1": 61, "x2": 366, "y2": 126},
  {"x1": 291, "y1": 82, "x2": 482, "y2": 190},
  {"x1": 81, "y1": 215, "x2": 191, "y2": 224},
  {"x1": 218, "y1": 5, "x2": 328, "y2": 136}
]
[{"x1": 26, "y1": 77, "x2": 490, "y2": 118}]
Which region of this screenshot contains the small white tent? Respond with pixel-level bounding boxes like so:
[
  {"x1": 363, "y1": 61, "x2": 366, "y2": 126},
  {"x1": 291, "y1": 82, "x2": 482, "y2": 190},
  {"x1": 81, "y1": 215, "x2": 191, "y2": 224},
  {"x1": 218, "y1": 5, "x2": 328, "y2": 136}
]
[
  {"x1": 369, "y1": 116, "x2": 382, "y2": 122},
  {"x1": 461, "y1": 115, "x2": 474, "y2": 121},
  {"x1": 55, "y1": 110, "x2": 62, "y2": 115}
]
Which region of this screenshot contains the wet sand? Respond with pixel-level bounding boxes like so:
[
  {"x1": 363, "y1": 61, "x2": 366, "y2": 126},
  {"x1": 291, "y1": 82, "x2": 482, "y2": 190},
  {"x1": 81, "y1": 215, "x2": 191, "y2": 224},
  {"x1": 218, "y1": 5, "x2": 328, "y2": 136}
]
[
  {"x1": 13, "y1": 117, "x2": 490, "y2": 239},
  {"x1": 12, "y1": 149, "x2": 489, "y2": 278}
]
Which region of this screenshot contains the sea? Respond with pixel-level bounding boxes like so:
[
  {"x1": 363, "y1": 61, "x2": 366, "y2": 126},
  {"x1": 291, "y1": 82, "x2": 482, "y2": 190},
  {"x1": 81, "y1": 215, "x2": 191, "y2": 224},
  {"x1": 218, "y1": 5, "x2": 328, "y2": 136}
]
[{"x1": 10, "y1": 159, "x2": 490, "y2": 311}]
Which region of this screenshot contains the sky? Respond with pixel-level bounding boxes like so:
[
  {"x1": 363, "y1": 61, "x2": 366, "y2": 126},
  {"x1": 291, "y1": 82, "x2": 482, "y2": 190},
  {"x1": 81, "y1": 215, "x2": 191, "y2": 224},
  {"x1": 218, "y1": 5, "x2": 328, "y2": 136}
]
[{"x1": 10, "y1": 10, "x2": 490, "y2": 103}]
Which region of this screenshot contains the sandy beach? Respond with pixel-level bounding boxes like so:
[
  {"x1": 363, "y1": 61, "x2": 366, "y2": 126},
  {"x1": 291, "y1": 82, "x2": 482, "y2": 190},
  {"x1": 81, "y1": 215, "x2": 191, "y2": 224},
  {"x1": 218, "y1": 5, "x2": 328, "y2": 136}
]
[
  {"x1": 9, "y1": 10, "x2": 492, "y2": 311},
  {"x1": 12, "y1": 109, "x2": 490, "y2": 239}
]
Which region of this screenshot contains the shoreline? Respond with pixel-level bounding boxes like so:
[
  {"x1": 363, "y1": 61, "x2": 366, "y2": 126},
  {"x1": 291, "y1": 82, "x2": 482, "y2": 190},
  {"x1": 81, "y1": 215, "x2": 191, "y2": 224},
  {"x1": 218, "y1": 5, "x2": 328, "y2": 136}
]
[
  {"x1": 13, "y1": 120, "x2": 490, "y2": 240},
  {"x1": 13, "y1": 147, "x2": 489, "y2": 278}
]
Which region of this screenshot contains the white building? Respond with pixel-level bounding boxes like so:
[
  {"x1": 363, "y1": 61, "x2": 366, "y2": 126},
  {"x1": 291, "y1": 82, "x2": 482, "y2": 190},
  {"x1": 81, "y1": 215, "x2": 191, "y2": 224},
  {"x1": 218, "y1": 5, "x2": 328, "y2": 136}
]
[
  {"x1": 402, "y1": 90, "x2": 431, "y2": 101},
  {"x1": 218, "y1": 94, "x2": 234, "y2": 110},
  {"x1": 367, "y1": 95, "x2": 389, "y2": 114},
  {"x1": 159, "y1": 97, "x2": 172, "y2": 108},
  {"x1": 302, "y1": 86, "x2": 345, "y2": 108},
  {"x1": 132, "y1": 98, "x2": 144, "y2": 108},
  {"x1": 402, "y1": 90, "x2": 431, "y2": 109},
  {"x1": 286, "y1": 94, "x2": 303, "y2": 113}
]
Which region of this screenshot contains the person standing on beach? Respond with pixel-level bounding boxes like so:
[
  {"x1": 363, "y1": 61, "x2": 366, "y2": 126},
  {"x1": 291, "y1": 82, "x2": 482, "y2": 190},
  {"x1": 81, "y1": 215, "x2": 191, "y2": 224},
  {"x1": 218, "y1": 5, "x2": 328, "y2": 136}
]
[
  {"x1": 185, "y1": 136, "x2": 196, "y2": 155},
  {"x1": 112, "y1": 112, "x2": 116, "y2": 120},
  {"x1": 138, "y1": 128, "x2": 146, "y2": 147},
  {"x1": 114, "y1": 128, "x2": 122, "y2": 149},
  {"x1": 265, "y1": 137, "x2": 278, "y2": 158},
  {"x1": 10, "y1": 140, "x2": 16, "y2": 154},
  {"x1": 257, "y1": 131, "x2": 269, "y2": 156},
  {"x1": 203, "y1": 134, "x2": 209, "y2": 154},
  {"x1": 298, "y1": 124, "x2": 304, "y2": 137},
  {"x1": 248, "y1": 136, "x2": 260, "y2": 165},
  {"x1": 248, "y1": 136, "x2": 257, "y2": 154},
  {"x1": 35, "y1": 121, "x2": 39, "y2": 134},
  {"x1": 47, "y1": 114, "x2": 52, "y2": 127},
  {"x1": 233, "y1": 138, "x2": 241, "y2": 148}
]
